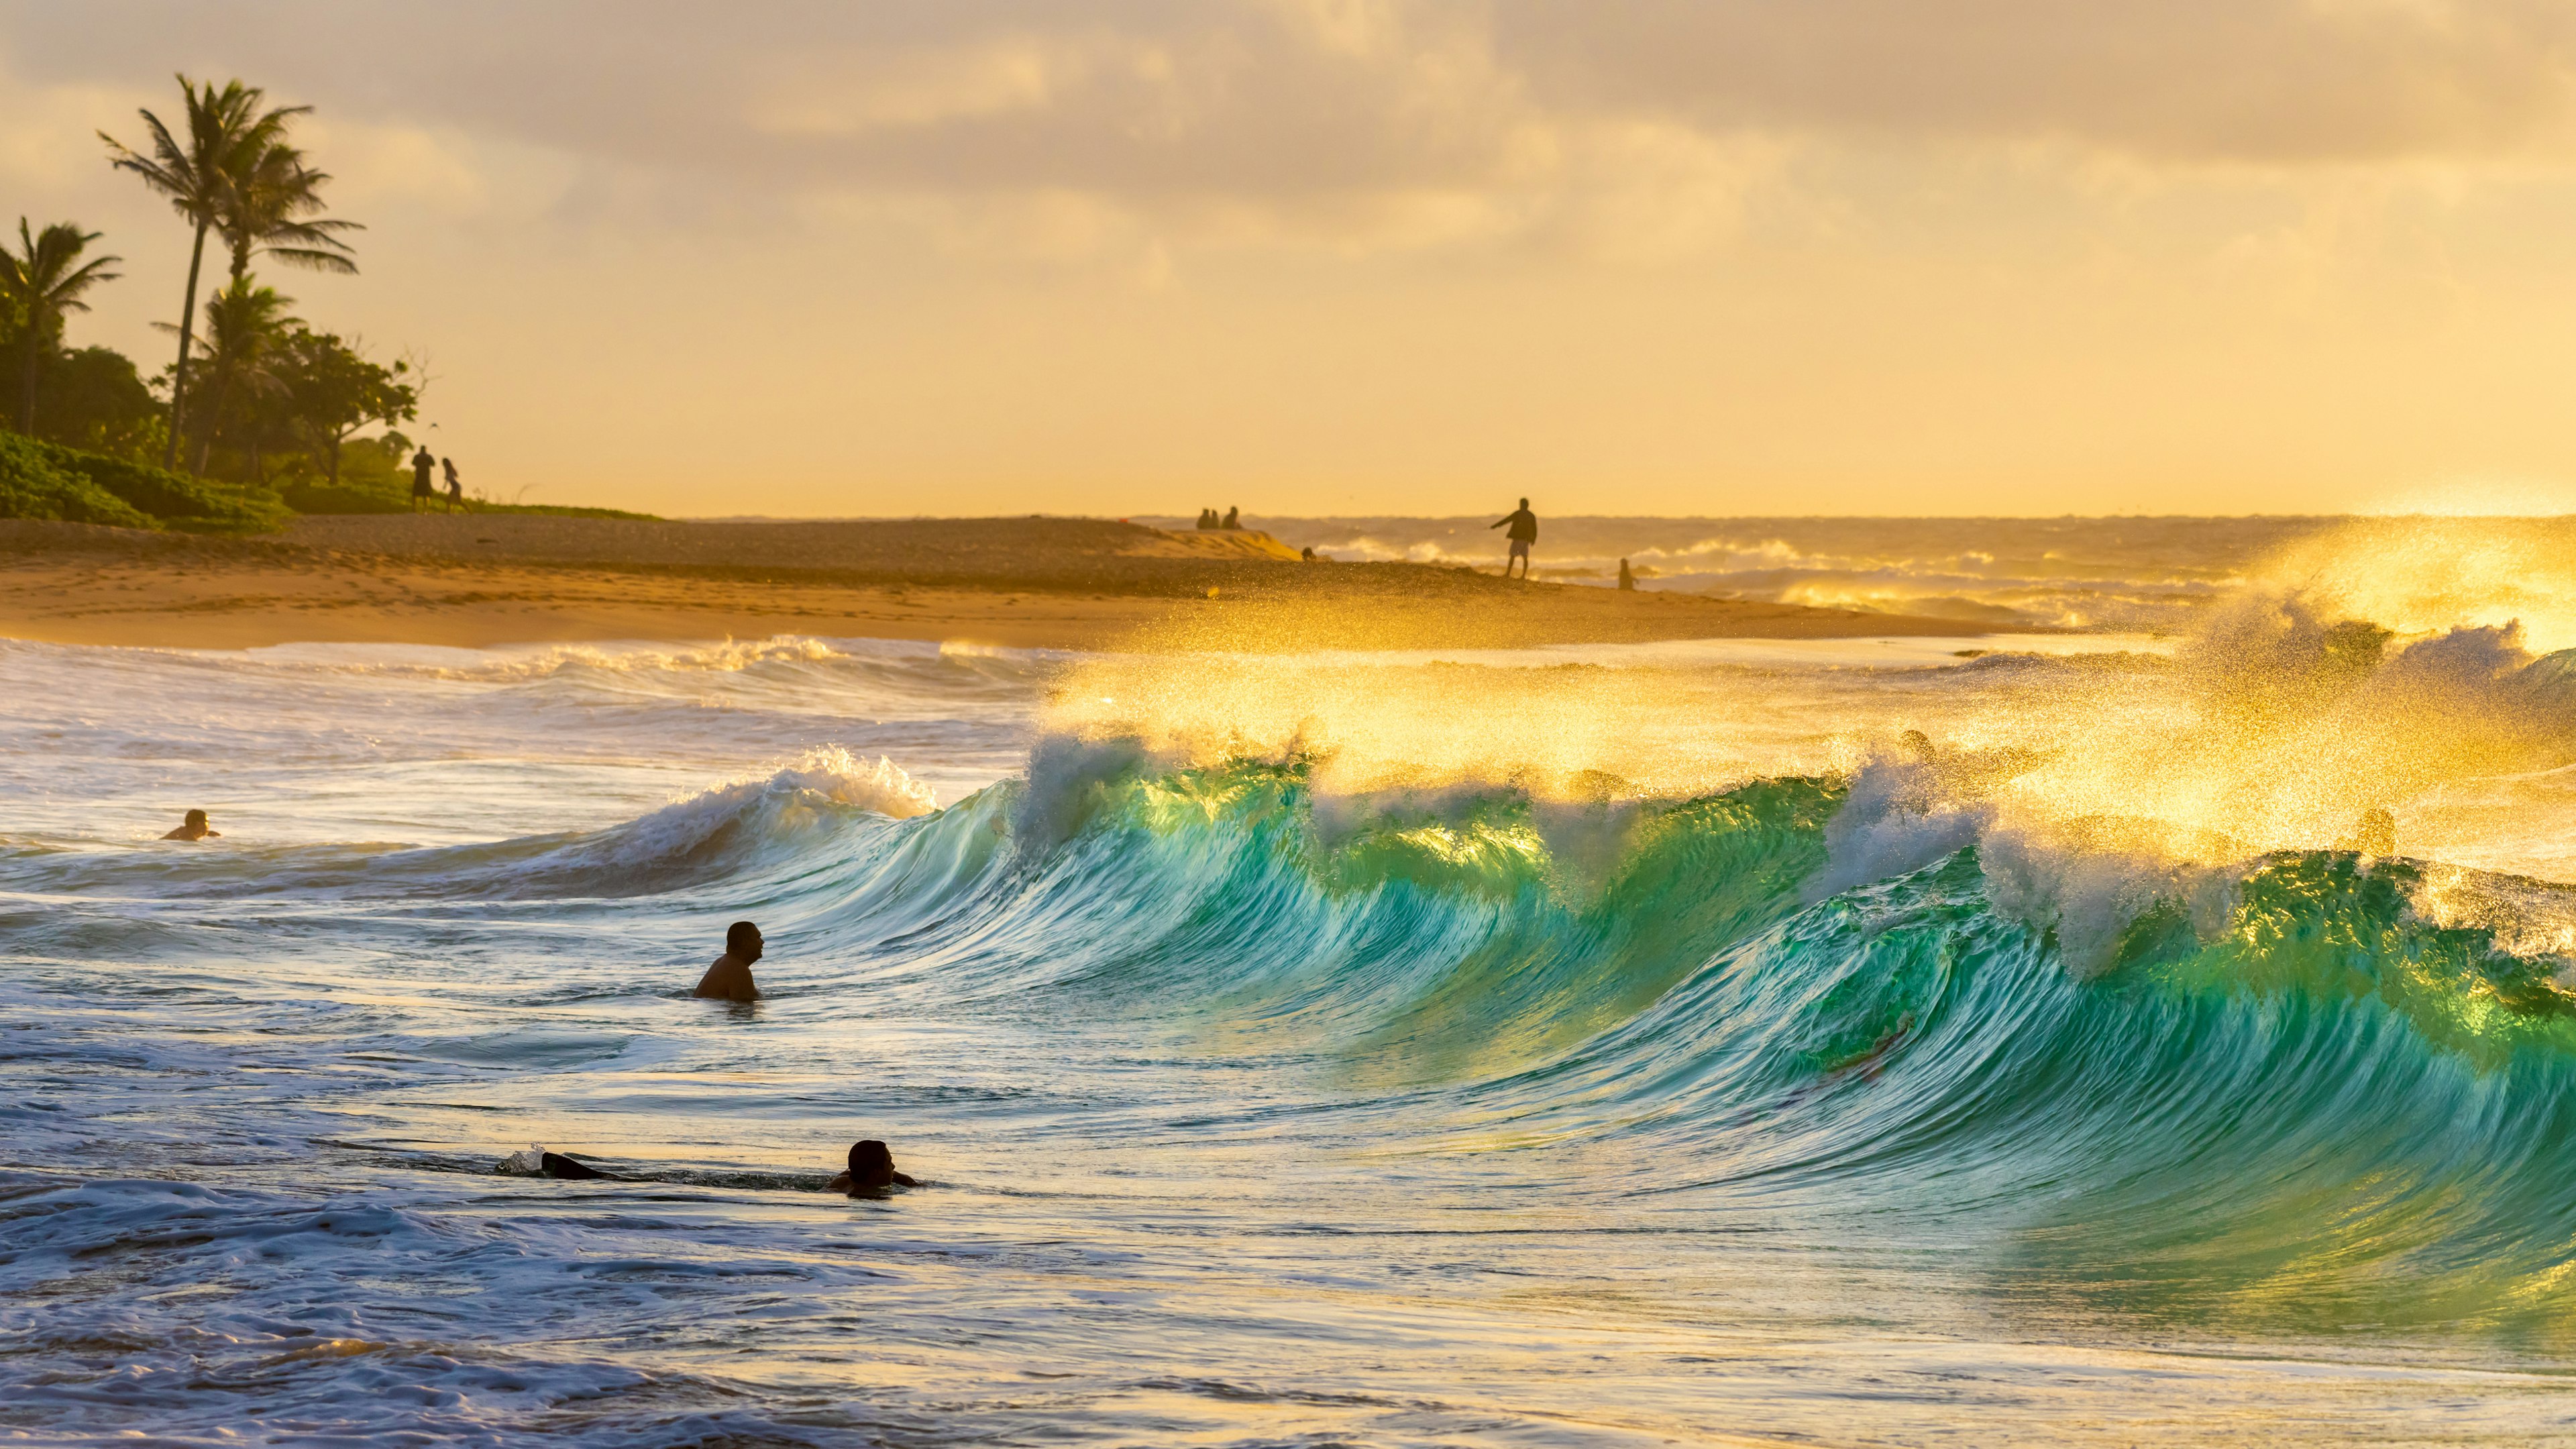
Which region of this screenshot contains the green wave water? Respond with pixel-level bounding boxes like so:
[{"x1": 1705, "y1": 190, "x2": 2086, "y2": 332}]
[{"x1": 941, "y1": 753, "x2": 2576, "y2": 1341}]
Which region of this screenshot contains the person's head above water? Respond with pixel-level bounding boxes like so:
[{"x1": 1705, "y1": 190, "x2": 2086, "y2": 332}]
[
  {"x1": 161, "y1": 808, "x2": 219, "y2": 841},
  {"x1": 851, "y1": 1139, "x2": 894, "y2": 1182},
  {"x1": 839, "y1": 1138, "x2": 918, "y2": 1193},
  {"x1": 692, "y1": 920, "x2": 764, "y2": 1001}
]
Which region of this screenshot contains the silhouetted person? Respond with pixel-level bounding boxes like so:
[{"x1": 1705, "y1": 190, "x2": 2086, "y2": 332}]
[
  {"x1": 1617, "y1": 558, "x2": 1635, "y2": 590},
  {"x1": 411, "y1": 446, "x2": 436, "y2": 513},
  {"x1": 1222, "y1": 506, "x2": 1239, "y2": 529},
  {"x1": 693, "y1": 920, "x2": 763, "y2": 1001},
  {"x1": 2357, "y1": 806, "x2": 2396, "y2": 856},
  {"x1": 160, "y1": 808, "x2": 219, "y2": 841},
  {"x1": 1491, "y1": 497, "x2": 1537, "y2": 579},
  {"x1": 1197, "y1": 508, "x2": 1217, "y2": 530},
  {"x1": 826, "y1": 1139, "x2": 916, "y2": 1194},
  {"x1": 442, "y1": 457, "x2": 462, "y2": 513}
]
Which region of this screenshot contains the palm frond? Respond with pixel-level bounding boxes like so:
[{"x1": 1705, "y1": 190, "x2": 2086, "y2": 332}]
[{"x1": 262, "y1": 247, "x2": 361, "y2": 276}]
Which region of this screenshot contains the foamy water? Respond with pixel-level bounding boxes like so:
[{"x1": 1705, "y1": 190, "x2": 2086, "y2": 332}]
[{"x1": 10, "y1": 548, "x2": 2576, "y2": 1444}]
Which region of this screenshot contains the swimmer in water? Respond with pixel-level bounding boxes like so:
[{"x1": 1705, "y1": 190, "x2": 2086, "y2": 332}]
[
  {"x1": 160, "y1": 808, "x2": 219, "y2": 841},
  {"x1": 693, "y1": 920, "x2": 763, "y2": 1002},
  {"x1": 826, "y1": 1139, "x2": 916, "y2": 1194}
]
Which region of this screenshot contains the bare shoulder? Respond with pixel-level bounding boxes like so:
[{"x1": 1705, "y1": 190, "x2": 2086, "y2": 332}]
[{"x1": 692, "y1": 953, "x2": 757, "y2": 1001}]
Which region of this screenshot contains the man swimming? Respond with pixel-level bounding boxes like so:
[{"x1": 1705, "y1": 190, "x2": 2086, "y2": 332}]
[
  {"x1": 692, "y1": 920, "x2": 763, "y2": 1001},
  {"x1": 160, "y1": 808, "x2": 219, "y2": 841},
  {"x1": 826, "y1": 1139, "x2": 917, "y2": 1194}
]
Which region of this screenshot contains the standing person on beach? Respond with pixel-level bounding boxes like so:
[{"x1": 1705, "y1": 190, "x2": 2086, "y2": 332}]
[
  {"x1": 442, "y1": 458, "x2": 462, "y2": 513},
  {"x1": 411, "y1": 445, "x2": 436, "y2": 513},
  {"x1": 1491, "y1": 498, "x2": 1538, "y2": 580}
]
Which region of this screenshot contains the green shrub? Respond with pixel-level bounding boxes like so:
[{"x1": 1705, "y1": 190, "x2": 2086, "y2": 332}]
[
  {"x1": 25, "y1": 438, "x2": 290, "y2": 533},
  {"x1": 0, "y1": 430, "x2": 153, "y2": 527},
  {"x1": 278, "y1": 476, "x2": 411, "y2": 514}
]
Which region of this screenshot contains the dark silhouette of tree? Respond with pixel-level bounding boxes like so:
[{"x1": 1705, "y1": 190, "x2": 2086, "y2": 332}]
[
  {"x1": 0, "y1": 219, "x2": 121, "y2": 435},
  {"x1": 278, "y1": 331, "x2": 415, "y2": 483},
  {"x1": 174, "y1": 278, "x2": 300, "y2": 474},
  {"x1": 101, "y1": 77, "x2": 315, "y2": 470},
  {"x1": 220, "y1": 138, "x2": 360, "y2": 284}
]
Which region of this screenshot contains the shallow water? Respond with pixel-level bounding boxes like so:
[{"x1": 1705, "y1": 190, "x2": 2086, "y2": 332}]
[{"x1": 7, "y1": 625, "x2": 2576, "y2": 1446}]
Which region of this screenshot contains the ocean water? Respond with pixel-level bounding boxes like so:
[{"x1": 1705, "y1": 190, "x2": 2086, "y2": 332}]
[
  {"x1": 12, "y1": 519, "x2": 2576, "y2": 1446},
  {"x1": 1203, "y1": 513, "x2": 2573, "y2": 637}
]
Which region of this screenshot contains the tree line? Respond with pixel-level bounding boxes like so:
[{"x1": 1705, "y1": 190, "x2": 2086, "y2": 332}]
[{"x1": 0, "y1": 74, "x2": 421, "y2": 504}]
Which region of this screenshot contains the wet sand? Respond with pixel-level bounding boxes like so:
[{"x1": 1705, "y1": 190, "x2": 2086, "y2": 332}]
[{"x1": 0, "y1": 516, "x2": 1998, "y2": 651}]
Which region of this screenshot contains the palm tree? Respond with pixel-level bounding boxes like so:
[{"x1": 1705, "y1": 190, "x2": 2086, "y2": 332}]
[
  {"x1": 99, "y1": 76, "x2": 307, "y2": 470},
  {"x1": 181, "y1": 277, "x2": 301, "y2": 474},
  {"x1": 0, "y1": 219, "x2": 123, "y2": 435},
  {"x1": 220, "y1": 140, "x2": 360, "y2": 284}
]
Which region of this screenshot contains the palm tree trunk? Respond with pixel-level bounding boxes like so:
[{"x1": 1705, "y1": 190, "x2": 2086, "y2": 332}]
[
  {"x1": 16, "y1": 325, "x2": 37, "y2": 435},
  {"x1": 164, "y1": 218, "x2": 209, "y2": 471},
  {"x1": 193, "y1": 368, "x2": 230, "y2": 475}
]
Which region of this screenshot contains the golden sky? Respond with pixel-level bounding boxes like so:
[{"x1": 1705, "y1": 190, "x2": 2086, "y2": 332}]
[{"x1": 8, "y1": 1, "x2": 2576, "y2": 517}]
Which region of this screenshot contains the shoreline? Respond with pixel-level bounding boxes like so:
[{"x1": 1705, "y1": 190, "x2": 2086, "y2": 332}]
[{"x1": 0, "y1": 516, "x2": 2023, "y2": 653}]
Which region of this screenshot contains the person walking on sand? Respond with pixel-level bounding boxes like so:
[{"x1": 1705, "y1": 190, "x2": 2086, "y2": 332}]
[
  {"x1": 160, "y1": 808, "x2": 219, "y2": 841},
  {"x1": 442, "y1": 458, "x2": 463, "y2": 513},
  {"x1": 1618, "y1": 557, "x2": 1635, "y2": 590},
  {"x1": 411, "y1": 445, "x2": 437, "y2": 513},
  {"x1": 693, "y1": 920, "x2": 763, "y2": 1002},
  {"x1": 1491, "y1": 498, "x2": 1538, "y2": 580}
]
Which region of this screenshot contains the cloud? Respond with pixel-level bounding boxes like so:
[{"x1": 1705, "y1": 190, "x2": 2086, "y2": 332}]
[
  {"x1": 1493, "y1": 0, "x2": 2576, "y2": 165},
  {"x1": 10, "y1": 0, "x2": 2576, "y2": 266}
]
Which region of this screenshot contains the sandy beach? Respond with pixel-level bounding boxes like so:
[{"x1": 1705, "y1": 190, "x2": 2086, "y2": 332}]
[{"x1": 0, "y1": 515, "x2": 1993, "y2": 651}]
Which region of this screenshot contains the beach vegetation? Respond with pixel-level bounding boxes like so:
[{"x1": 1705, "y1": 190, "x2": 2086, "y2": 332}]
[
  {"x1": 278, "y1": 331, "x2": 417, "y2": 485},
  {"x1": 175, "y1": 276, "x2": 299, "y2": 475},
  {"x1": 0, "y1": 219, "x2": 122, "y2": 437},
  {"x1": 102, "y1": 76, "x2": 321, "y2": 472},
  {"x1": 0, "y1": 428, "x2": 151, "y2": 527},
  {"x1": 0, "y1": 74, "x2": 641, "y2": 526},
  {"x1": 215, "y1": 134, "x2": 359, "y2": 286},
  {"x1": 0, "y1": 427, "x2": 290, "y2": 533},
  {"x1": 0, "y1": 344, "x2": 166, "y2": 460}
]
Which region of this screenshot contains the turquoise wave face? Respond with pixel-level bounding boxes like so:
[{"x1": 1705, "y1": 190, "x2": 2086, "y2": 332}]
[
  {"x1": 765, "y1": 752, "x2": 2576, "y2": 1340},
  {"x1": 20, "y1": 741, "x2": 2571, "y2": 1343}
]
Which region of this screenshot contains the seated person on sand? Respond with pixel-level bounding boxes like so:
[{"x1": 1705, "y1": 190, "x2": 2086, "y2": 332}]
[
  {"x1": 161, "y1": 808, "x2": 220, "y2": 841},
  {"x1": 693, "y1": 920, "x2": 764, "y2": 1001},
  {"x1": 826, "y1": 1139, "x2": 918, "y2": 1194}
]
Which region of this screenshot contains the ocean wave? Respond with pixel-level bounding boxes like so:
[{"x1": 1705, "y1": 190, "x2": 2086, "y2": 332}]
[
  {"x1": 873, "y1": 749, "x2": 2576, "y2": 1327},
  {"x1": 0, "y1": 747, "x2": 938, "y2": 903}
]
